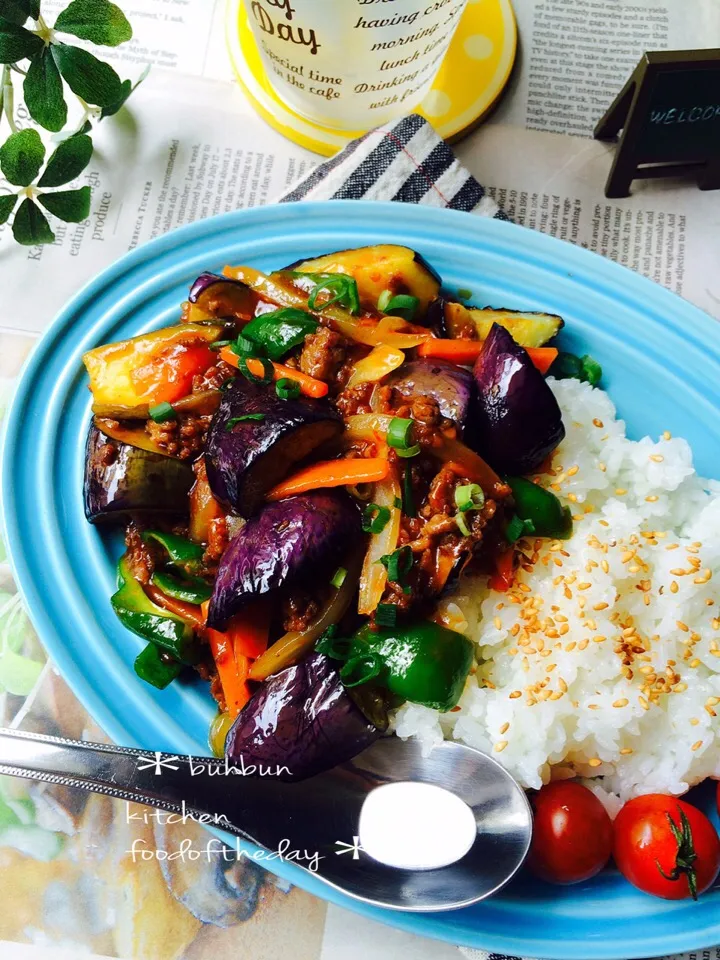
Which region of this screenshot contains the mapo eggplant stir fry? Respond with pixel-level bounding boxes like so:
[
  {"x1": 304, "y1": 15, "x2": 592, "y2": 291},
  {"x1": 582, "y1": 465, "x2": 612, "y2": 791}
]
[{"x1": 83, "y1": 244, "x2": 589, "y2": 778}]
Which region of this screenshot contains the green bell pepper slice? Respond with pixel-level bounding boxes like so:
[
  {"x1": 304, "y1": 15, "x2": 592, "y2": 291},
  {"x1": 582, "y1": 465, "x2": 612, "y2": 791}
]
[
  {"x1": 242, "y1": 308, "x2": 318, "y2": 360},
  {"x1": 350, "y1": 621, "x2": 474, "y2": 712},
  {"x1": 134, "y1": 643, "x2": 183, "y2": 689},
  {"x1": 112, "y1": 557, "x2": 200, "y2": 664},
  {"x1": 506, "y1": 476, "x2": 573, "y2": 540},
  {"x1": 152, "y1": 570, "x2": 212, "y2": 605},
  {"x1": 143, "y1": 531, "x2": 205, "y2": 576}
]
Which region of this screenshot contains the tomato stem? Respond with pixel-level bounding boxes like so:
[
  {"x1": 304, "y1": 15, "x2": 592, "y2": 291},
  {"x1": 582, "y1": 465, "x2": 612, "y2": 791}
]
[{"x1": 655, "y1": 807, "x2": 699, "y2": 900}]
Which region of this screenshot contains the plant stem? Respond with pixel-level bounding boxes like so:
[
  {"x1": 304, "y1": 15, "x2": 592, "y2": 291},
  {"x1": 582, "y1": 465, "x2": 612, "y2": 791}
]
[{"x1": 1, "y1": 67, "x2": 18, "y2": 134}]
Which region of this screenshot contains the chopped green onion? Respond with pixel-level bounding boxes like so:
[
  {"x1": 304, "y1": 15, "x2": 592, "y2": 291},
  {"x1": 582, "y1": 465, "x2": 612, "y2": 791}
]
[
  {"x1": 209, "y1": 339, "x2": 232, "y2": 352},
  {"x1": 238, "y1": 356, "x2": 274, "y2": 385},
  {"x1": 330, "y1": 566, "x2": 348, "y2": 589},
  {"x1": 403, "y1": 464, "x2": 416, "y2": 518},
  {"x1": 275, "y1": 377, "x2": 301, "y2": 400},
  {"x1": 231, "y1": 335, "x2": 257, "y2": 357},
  {"x1": 387, "y1": 417, "x2": 421, "y2": 458},
  {"x1": 456, "y1": 512, "x2": 472, "y2": 537},
  {"x1": 506, "y1": 514, "x2": 527, "y2": 543},
  {"x1": 580, "y1": 354, "x2": 602, "y2": 387},
  {"x1": 393, "y1": 496, "x2": 403, "y2": 510},
  {"x1": 457, "y1": 288, "x2": 473, "y2": 301},
  {"x1": 455, "y1": 483, "x2": 485, "y2": 513},
  {"x1": 148, "y1": 401, "x2": 176, "y2": 423},
  {"x1": 377, "y1": 289, "x2": 393, "y2": 312},
  {"x1": 382, "y1": 294, "x2": 419, "y2": 322},
  {"x1": 379, "y1": 545, "x2": 413, "y2": 583},
  {"x1": 306, "y1": 274, "x2": 361, "y2": 314},
  {"x1": 315, "y1": 626, "x2": 353, "y2": 660},
  {"x1": 375, "y1": 603, "x2": 397, "y2": 627},
  {"x1": 361, "y1": 503, "x2": 391, "y2": 534},
  {"x1": 340, "y1": 652, "x2": 383, "y2": 688},
  {"x1": 226, "y1": 414, "x2": 265, "y2": 430}
]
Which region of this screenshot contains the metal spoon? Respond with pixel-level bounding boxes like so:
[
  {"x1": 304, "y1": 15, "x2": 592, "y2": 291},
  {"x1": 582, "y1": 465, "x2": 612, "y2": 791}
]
[{"x1": 0, "y1": 727, "x2": 531, "y2": 912}]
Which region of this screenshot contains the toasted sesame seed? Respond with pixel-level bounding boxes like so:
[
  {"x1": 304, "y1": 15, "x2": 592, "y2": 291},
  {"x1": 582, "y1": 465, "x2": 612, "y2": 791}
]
[
  {"x1": 550, "y1": 482, "x2": 562, "y2": 492},
  {"x1": 495, "y1": 741, "x2": 508, "y2": 753},
  {"x1": 613, "y1": 698, "x2": 629, "y2": 707},
  {"x1": 599, "y1": 520, "x2": 609, "y2": 527},
  {"x1": 578, "y1": 638, "x2": 589, "y2": 650},
  {"x1": 694, "y1": 569, "x2": 712, "y2": 584},
  {"x1": 508, "y1": 647, "x2": 519, "y2": 657},
  {"x1": 650, "y1": 454, "x2": 664, "y2": 463},
  {"x1": 592, "y1": 635, "x2": 607, "y2": 643},
  {"x1": 670, "y1": 581, "x2": 679, "y2": 594},
  {"x1": 645, "y1": 495, "x2": 659, "y2": 503},
  {"x1": 689, "y1": 658, "x2": 701, "y2": 668},
  {"x1": 509, "y1": 690, "x2": 522, "y2": 699},
  {"x1": 518, "y1": 583, "x2": 532, "y2": 594},
  {"x1": 499, "y1": 722, "x2": 510, "y2": 735},
  {"x1": 601, "y1": 560, "x2": 609, "y2": 574},
  {"x1": 598, "y1": 462, "x2": 607, "y2": 472},
  {"x1": 546, "y1": 663, "x2": 557, "y2": 672},
  {"x1": 564, "y1": 641, "x2": 577, "y2": 652},
  {"x1": 707, "y1": 697, "x2": 720, "y2": 706},
  {"x1": 588, "y1": 758, "x2": 602, "y2": 767},
  {"x1": 587, "y1": 704, "x2": 599, "y2": 710},
  {"x1": 620, "y1": 747, "x2": 633, "y2": 755},
  {"x1": 494, "y1": 617, "x2": 502, "y2": 630},
  {"x1": 676, "y1": 621, "x2": 689, "y2": 632},
  {"x1": 670, "y1": 568, "x2": 687, "y2": 577},
  {"x1": 663, "y1": 431, "x2": 672, "y2": 440},
  {"x1": 567, "y1": 465, "x2": 579, "y2": 476},
  {"x1": 639, "y1": 696, "x2": 649, "y2": 710},
  {"x1": 673, "y1": 683, "x2": 688, "y2": 693},
  {"x1": 691, "y1": 740, "x2": 703, "y2": 752},
  {"x1": 510, "y1": 623, "x2": 520, "y2": 637},
  {"x1": 713, "y1": 619, "x2": 720, "y2": 631},
  {"x1": 615, "y1": 488, "x2": 627, "y2": 496}
]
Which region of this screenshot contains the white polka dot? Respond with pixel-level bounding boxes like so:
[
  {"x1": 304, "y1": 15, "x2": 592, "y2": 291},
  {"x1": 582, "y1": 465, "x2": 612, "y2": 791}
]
[
  {"x1": 422, "y1": 90, "x2": 452, "y2": 117},
  {"x1": 464, "y1": 34, "x2": 494, "y2": 60}
]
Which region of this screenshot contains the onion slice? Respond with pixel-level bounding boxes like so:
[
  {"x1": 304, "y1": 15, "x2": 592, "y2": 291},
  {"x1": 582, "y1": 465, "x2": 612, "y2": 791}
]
[{"x1": 358, "y1": 466, "x2": 401, "y2": 616}]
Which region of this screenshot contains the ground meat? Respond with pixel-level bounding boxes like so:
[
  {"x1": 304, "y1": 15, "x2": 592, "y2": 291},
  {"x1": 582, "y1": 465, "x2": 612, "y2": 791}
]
[
  {"x1": 97, "y1": 441, "x2": 117, "y2": 466},
  {"x1": 124, "y1": 521, "x2": 157, "y2": 583},
  {"x1": 191, "y1": 360, "x2": 234, "y2": 393},
  {"x1": 146, "y1": 413, "x2": 213, "y2": 460},
  {"x1": 203, "y1": 516, "x2": 229, "y2": 572},
  {"x1": 281, "y1": 590, "x2": 320, "y2": 633},
  {"x1": 299, "y1": 327, "x2": 348, "y2": 382},
  {"x1": 334, "y1": 382, "x2": 374, "y2": 418}
]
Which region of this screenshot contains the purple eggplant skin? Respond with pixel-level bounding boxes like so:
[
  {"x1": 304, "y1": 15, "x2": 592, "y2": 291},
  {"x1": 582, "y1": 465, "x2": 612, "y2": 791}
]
[
  {"x1": 426, "y1": 297, "x2": 449, "y2": 338},
  {"x1": 84, "y1": 423, "x2": 193, "y2": 524},
  {"x1": 225, "y1": 653, "x2": 379, "y2": 781},
  {"x1": 471, "y1": 323, "x2": 565, "y2": 474},
  {"x1": 188, "y1": 273, "x2": 257, "y2": 322},
  {"x1": 205, "y1": 377, "x2": 342, "y2": 516},
  {"x1": 207, "y1": 490, "x2": 360, "y2": 629},
  {"x1": 386, "y1": 358, "x2": 474, "y2": 433}
]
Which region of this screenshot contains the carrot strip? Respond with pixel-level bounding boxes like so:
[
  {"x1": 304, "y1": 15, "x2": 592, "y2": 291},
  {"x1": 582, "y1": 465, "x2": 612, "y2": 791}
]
[
  {"x1": 201, "y1": 600, "x2": 270, "y2": 718},
  {"x1": 266, "y1": 458, "x2": 390, "y2": 501},
  {"x1": 489, "y1": 549, "x2": 515, "y2": 593},
  {"x1": 219, "y1": 346, "x2": 328, "y2": 398},
  {"x1": 417, "y1": 339, "x2": 558, "y2": 374}
]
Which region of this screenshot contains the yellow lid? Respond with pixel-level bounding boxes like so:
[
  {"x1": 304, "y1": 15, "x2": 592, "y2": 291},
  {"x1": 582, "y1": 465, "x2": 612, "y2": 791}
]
[{"x1": 226, "y1": 0, "x2": 517, "y2": 156}]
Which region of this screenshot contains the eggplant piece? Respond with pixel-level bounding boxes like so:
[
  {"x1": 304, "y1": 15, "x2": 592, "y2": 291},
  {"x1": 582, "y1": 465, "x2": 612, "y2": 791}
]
[
  {"x1": 286, "y1": 244, "x2": 441, "y2": 316},
  {"x1": 204, "y1": 377, "x2": 342, "y2": 515},
  {"x1": 92, "y1": 388, "x2": 222, "y2": 422},
  {"x1": 385, "y1": 359, "x2": 474, "y2": 432},
  {"x1": 439, "y1": 299, "x2": 563, "y2": 347},
  {"x1": 84, "y1": 423, "x2": 193, "y2": 524},
  {"x1": 225, "y1": 652, "x2": 379, "y2": 780},
  {"x1": 207, "y1": 491, "x2": 359, "y2": 630},
  {"x1": 471, "y1": 323, "x2": 565, "y2": 475},
  {"x1": 186, "y1": 273, "x2": 257, "y2": 323}
]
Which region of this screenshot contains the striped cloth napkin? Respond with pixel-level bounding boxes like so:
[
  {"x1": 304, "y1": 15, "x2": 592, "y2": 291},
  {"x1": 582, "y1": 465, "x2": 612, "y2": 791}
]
[
  {"x1": 277, "y1": 112, "x2": 705, "y2": 960},
  {"x1": 278, "y1": 112, "x2": 506, "y2": 216}
]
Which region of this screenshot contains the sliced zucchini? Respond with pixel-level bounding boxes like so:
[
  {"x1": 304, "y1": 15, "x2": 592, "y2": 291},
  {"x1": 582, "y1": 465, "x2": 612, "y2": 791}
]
[{"x1": 286, "y1": 244, "x2": 442, "y2": 315}]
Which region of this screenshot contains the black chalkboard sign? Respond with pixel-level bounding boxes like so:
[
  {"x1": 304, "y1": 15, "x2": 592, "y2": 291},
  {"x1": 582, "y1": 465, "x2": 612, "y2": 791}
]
[{"x1": 593, "y1": 50, "x2": 720, "y2": 198}]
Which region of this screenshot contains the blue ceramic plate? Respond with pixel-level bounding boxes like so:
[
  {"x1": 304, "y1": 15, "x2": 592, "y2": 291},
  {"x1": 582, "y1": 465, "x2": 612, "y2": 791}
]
[{"x1": 3, "y1": 202, "x2": 720, "y2": 959}]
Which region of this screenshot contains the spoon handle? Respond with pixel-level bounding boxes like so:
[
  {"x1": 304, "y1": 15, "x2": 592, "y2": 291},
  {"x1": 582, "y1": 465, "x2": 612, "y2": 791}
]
[{"x1": 0, "y1": 727, "x2": 245, "y2": 830}]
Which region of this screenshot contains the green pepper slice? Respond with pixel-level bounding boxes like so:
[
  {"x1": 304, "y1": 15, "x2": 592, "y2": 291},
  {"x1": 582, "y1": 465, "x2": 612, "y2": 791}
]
[
  {"x1": 143, "y1": 531, "x2": 205, "y2": 576},
  {"x1": 152, "y1": 570, "x2": 212, "y2": 605},
  {"x1": 351, "y1": 621, "x2": 474, "y2": 712},
  {"x1": 506, "y1": 476, "x2": 573, "y2": 540},
  {"x1": 112, "y1": 558, "x2": 200, "y2": 664},
  {"x1": 242, "y1": 308, "x2": 318, "y2": 360},
  {"x1": 134, "y1": 643, "x2": 182, "y2": 689}
]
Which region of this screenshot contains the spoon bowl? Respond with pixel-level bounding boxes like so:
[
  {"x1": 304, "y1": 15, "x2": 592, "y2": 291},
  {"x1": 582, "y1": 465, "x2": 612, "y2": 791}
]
[{"x1": 0, "y1": 728, "x2": 531, "y2": 911}]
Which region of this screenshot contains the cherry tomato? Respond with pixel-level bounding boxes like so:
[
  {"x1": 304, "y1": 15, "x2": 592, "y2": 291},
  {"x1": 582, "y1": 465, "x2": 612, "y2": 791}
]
[
  {"x1": 131, "y1": 341, "x2": 215, "y2": 404},
  {"x1": 614, "y1": 794, "x2": 720, "y2": 900},
  {"x1": 529, "y1": 781, "x2": 613, "y2": 884}
]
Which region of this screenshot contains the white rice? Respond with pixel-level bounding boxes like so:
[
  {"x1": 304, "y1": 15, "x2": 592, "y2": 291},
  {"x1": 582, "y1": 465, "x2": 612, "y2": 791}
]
[{"x1": 391, "y1": 378, "x2": 720, "y2": 803}]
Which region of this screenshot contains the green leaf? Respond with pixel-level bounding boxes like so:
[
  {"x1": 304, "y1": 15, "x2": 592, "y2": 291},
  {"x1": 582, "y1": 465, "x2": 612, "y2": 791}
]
[
  {"x1": 3, "y1": 0, "x2": 40, "y2": 26},
  {"x1": 0, "y1": 194, "x2": 17, "y2": 224},
  {"x1": 0, "y1": 128, "x2": 45, "y2": 186},
  {"x1": 54, "y1": 0, "x2": 132, "y2": 47},
  {"x1": 0, "y1": 649, "x2": 43, "y2": 695},
  {"x1": 100, "y1": 61, "x2": 149, "y2": 118},
  {"x1": 24, "y1": 49, "x2": 68, "y2": 131},
  {"x1": 12, "y1": 198, "x2": 54, "y2": 245},
  {"x1": 51, "y1": 42, "x2": 123, "y2": 107},
  {"x1": 39, "y1": 186, "x2": 90, "y2": 222},
  {"x1": 38, "y1": 133, "x2": 92, "y2": 187},
  {"x1": 0, "y1": 16, "x2": 43, "y2": 62}
]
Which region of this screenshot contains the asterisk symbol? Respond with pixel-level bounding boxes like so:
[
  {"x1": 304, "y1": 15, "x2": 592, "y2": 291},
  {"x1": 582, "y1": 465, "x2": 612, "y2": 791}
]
[
  {"x1": 136, "y1": 752, "x2": 180, "y2": 775},
  {"x1": 334, "y1": 836, "x2": 363, "y2": 859}
]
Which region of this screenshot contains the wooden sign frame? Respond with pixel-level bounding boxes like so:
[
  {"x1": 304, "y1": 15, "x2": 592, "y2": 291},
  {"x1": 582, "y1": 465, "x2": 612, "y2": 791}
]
[{"x1": 594, "y1": 49, "x2": 720, "y2": 198}]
